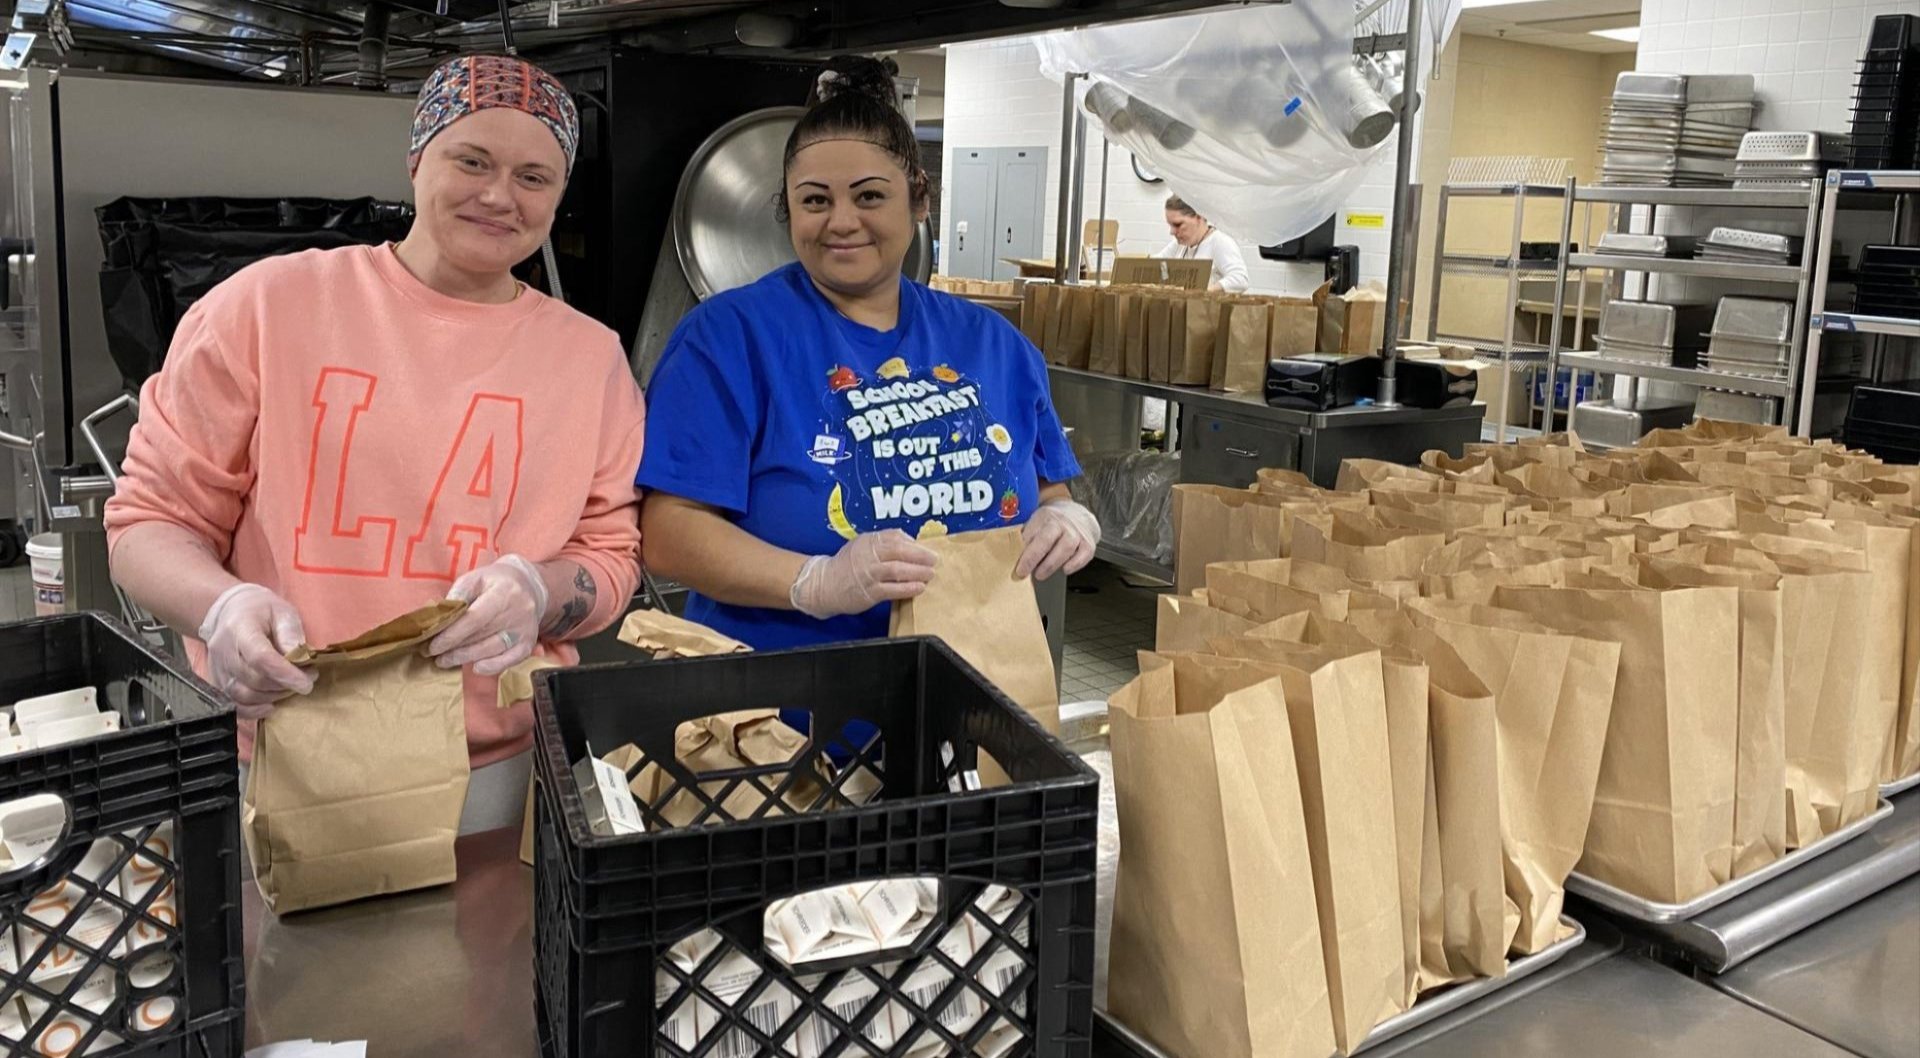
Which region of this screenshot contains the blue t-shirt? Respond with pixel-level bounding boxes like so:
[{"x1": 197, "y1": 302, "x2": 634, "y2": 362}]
[{"x1": 638, "y1": 264, "x2": 1081, "y2": 650}]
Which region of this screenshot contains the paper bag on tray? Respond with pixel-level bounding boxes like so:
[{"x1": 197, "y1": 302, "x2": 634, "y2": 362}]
[
  {"x1": 1404, "y1": 598, "x2": 1620, "y2": 954},
  {"x1": 1171, "y1": 485, "x2": 1293, "y2": 594},
  {"x1": 1225, "y1": 615, "x2": 1429, "y2": 1008},
  {"x1": 246, "y1": 601, "x2": 548, "y2": 914},
  {"x1": 1268, "y1": 297, "x2": 1318, "y2": 360},
  {"x1": 1630, "y1": 555, "x2": 1789, "y2": 876},
  {"x1": 1123, "y1": 289, "x2": 1160, "y2": 380},
  {"x1": 1492, "y1": 583, "x2": 1742, "y2": 904},
  {"x1": 617, "y1": 609, "x2": 751, "y2": 659},
  {"x1": 1089, "y1": 288, "x2": 1129, "y2": 375},
  {"x1": 1020, "y1": 283, "x2": 1053, "y2": 349},
  {"x1": 1107, "y1": 655, "x2": 1335, "y2": 1058},
  {"x1": 1167, "y1": 293, "x2": 1221, "y2": 386},
  {"x1": 1152, "y1": 642, "x2": 1404, "y2": 1049},
  {"x1": 1155, "y1": 591, "x2": 1260, "y2": 654}
]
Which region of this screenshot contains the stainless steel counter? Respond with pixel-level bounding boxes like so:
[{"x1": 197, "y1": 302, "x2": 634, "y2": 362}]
[
  {"x1": 1367, "y1": 955, "x2": 1859, "y2": 1058},
  {"x1": 1592, "y1": 786, "x2": 1920, "y2": 973},
  {"x1": 243, "y1": 828, "x2": 535, "y2": 1055},
  {"x1": 1709, "y1": 876, "x2": 1920, "y2": 1058}
]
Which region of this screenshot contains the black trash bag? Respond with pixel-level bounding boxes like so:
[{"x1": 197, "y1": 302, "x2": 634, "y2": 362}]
[{"x1": 97, "y1": 196, "x2": 414, "y2": 389}]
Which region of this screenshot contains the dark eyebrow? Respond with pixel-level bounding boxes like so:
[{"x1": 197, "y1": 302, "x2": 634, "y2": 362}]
[
  {"x1": 797, "y1": 180, "x2": 831, "y2": 190},
  {"x1": 851, "y1": 175, "x2": 892, "y2": 187}
]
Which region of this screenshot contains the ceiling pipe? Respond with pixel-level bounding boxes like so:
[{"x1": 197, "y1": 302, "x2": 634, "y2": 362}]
[{"x1": 355, "y1": 1, "x2": 391, "y2": 89}]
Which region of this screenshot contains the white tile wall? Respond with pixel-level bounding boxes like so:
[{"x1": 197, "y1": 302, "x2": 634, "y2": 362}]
[
  {"x1": 1637, "y1": 0, "x2": 1912, "y2": 131},
  {"x1": 940, "y1": 37, "x2": 1402, "y2": 295}
]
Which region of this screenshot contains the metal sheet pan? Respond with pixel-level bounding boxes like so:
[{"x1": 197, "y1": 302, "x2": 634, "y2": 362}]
[
  {"x1": 1883, "y1": 771, "x2": 1920, "y2": 798},
  {"x1": 1094, "y1": 917, "x2": 1589, "y2": 1058},
  {"x1": 1566, "y1": 799, "x2": 1895, "y2": 924}
]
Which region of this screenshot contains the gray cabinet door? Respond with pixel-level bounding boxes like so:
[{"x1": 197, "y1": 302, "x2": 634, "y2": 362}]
[
  {"x1": 1178, "y1": 407, "x2": 1302, "y2": 489},
  {"x1": 946, "y1": 148, "x2": 997, "y2": 280},
  {"x1": 990, "y1": 147, "x2": 1047, "y2": 282}
]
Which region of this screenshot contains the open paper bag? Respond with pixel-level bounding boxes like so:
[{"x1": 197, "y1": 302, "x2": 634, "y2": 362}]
[
  {"x1": 246, "y1": 601, "x2": 549, "y2": 913},
  {"x1": 1106, "y1": 655, "x2": 1335, "y2": 1058}
]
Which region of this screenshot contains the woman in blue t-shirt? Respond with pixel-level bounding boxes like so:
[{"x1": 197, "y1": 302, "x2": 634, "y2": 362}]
[{"x1": 637, "y1": 56, "x2": 1100, "y2": 652}]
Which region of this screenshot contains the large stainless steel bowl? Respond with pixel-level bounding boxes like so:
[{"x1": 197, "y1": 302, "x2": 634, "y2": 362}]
[{"x1": 671, "y1": 106, "x2": 932, "y2": 301}]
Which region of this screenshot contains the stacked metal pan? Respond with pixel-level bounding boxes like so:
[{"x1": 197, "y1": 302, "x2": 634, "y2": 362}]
[
  {"x1": 1596, "y1": 300, "x2": 1714, "y2": 366},
  {"x1": 1700, "y1": 296, "x2": 1796, "y2": 380},
  {"x1": 1732, "y1": 131, "x2": 1852, "y2": 190},
  {"x1": 1850, "y1": 13, "x2": 1920, "y2": 170},
  {"x1": 1697, "y1": 226, "x2": 1802, "y2": 266},
  {"x1": 1601, "y1": 74, "x2": 1754, "y2": 187}
]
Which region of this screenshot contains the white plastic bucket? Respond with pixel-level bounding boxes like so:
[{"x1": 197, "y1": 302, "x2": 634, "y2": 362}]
[{"x1": 25, "y1": 534, "x2": 63, "y2": 617}]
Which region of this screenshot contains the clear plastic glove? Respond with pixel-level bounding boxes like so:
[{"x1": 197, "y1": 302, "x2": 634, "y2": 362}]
[
  {"x1": 197, "y1": 583, "x2": 314, "y2": 719},
  {"x1": 790, "y1": 530, "x2": 938, "y2": 619},
  {"x1": 427, "y1": 554, "x2": 548, "y2": 676},
  {"x1": 1016, "y1": 497, "x2": 1102, "y2": 581}
]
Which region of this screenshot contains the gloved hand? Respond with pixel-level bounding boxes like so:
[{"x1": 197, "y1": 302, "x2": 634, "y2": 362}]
[
  {"x1": 790, "y1": 530, "x2": 938, "y2": 619},
  {"x1": 427, "y1": 555, "x2": 548, "y2": 676},
  {"x1": 1016, "y1": 497, "x2": 1102, "y2": 581},
  {"x1": 198, "y1": 583, "x2": 314, "y2": 719}
]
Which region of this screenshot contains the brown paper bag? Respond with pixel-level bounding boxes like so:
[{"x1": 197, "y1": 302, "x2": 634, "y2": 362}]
[
  {"x1": 1314, "y1": 281, "x2": 1386, "y2": 356},
  {"x1": 1107, "y1": 656, "x2": 1335, "y2": 1058},
  {"x1": 1123, "y1": 290, "x2": 1158, "y2": 380},
  {"x1": 247, "y1": 602, "x2": 540, "y2": 914},
  {"x1": 1155, "y1": 592, "x2": 1260, "y2": 654},
  {"x1": 616, "y1": 609, "x2": 750, "y2": 658},
  {"x1": 1417, "y1": 630, "x2": 1509, "y2": 982},
  {"x1": 1089, "y1": 289, "x2": 1130, "y2": 375},
  {"x1": 1043, "y1": 285, "x2": 1095, "y2": 369},
  {"x1": 1211, "y1": 298, "x2": 1272, "y2": 394},
  {"x1": 1171, "y1": 484, "x2": 1296, "y2": 594},
  {"x1": 1712, "y1": 537, "x2": 1878, "y2": 844},
  {"x1": 1168, "y1": 294, "x2": 1221, "y2": 386},
  {"x1": 1228, "y1": 615, "x2": 1428, "y2": 1008},
  {"x1": 890, "y1": 526, "x2": 1059, "y2": 738},
  {"x1": 1268, "y1": 297, "x2": 1318, "y2": 359},
  {"x1": 1020, "y1": 283, "x2": 1053, "y2": 349},
  {"x1": 1493, "y1": 584, "x2": 1741, "y2": 903},
  {"x1": 1402, "y1": 599, "x2": 1619, "y2": 956},
  {"x1": 625, "y1": 710, "x2": 827, "y2": 827},
  {"x1": 1291, "y1": 508, "x2": 1447, "y2": 584},
  {"x1": 1143, "y1": 296, "x2": 1172, "y2": 382},
  {"x1": 1336, "y1": 459, "x2": 1443, "y2": 494},
  {"x1": 1369, "y1": 489, "x2": 1509, "y2": 532},
  {"x1": 1200, "y1": 645, "x2": 1404, "y2": 1050},
  {"x1": 1632, "y1": 556, "x2": 1789, "y2": 876},
  {"x1": 1204, "y1": 557, "x2": 1398, "y2": 625}
]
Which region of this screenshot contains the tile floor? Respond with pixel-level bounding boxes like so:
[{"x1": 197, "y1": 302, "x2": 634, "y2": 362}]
[{"x1": 1059, "y1": 563, "x2": 1163, "y2": 704}]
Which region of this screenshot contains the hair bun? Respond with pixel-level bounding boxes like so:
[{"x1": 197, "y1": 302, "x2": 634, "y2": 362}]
[{"x1": 810, "y1": 55, "x2": 900, "y2": 108}]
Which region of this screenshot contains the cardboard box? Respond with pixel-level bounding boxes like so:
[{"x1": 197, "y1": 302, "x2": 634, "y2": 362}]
[{"x1": 1111, "y1": 255, "x2": 1210, "y2": 291}]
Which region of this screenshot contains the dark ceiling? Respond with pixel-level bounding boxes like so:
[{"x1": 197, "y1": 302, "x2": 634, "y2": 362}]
[{"x1": 7, "y1": 0, "x2": 1261, "y2": 87}]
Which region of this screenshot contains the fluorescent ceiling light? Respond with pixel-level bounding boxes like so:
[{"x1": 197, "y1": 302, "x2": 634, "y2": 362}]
[{"x1": 1591, "y1": 26, "x2": 1641, "y2": 42}]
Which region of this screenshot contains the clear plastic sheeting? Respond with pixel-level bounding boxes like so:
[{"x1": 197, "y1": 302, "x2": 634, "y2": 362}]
[
  {"x1": 1034, "y1": 0, "x2": 1461, "y2": 245},
  {"x1": 1069, "y1": 449, "x2": 1179, "y2": 566}
]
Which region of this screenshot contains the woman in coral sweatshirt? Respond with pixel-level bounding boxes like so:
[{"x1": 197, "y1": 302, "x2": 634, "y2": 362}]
[{"x1": 103, "y1": 55, "x2": 645, "y2": 778}]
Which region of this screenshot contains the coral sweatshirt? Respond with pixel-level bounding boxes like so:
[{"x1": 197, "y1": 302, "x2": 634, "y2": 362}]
[{"x1": 104, "y1": 244, "x2": 646, "y2": 767}]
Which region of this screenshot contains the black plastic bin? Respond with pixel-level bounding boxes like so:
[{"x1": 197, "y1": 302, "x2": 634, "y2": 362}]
[
  {"x1": 531, "y1": 638, "x2": 1100, "y2": 1058},
  {"x1": 0, "y1": 614, "x2": 244, "y2": 1057}
]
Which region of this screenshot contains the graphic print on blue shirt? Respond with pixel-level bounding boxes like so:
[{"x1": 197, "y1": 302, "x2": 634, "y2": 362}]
[{"x1": 815, "y1": 357, "x2": 1021, "y2": 541}]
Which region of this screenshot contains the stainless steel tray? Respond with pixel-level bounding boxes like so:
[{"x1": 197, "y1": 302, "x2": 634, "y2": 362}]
[
  {"x1": 1614, "y1": 72, "x2": 1687, "y2": 104},
  {"x1": 1096, "y1": 916, "x2": 1589, "y2": 1058},
  {"x1": 1712, "y1": 295, "x2": 1796, "y2": 341},
  {"x1": 1566, "y1": 798, "x2": 1895, "y2": 924},
  {"x1": 1882, "y1": 771, "x2": 1920, "y2": 797},
  {"x1": 1706, "y1": 231, "x2": 1801, "y2": 260}
]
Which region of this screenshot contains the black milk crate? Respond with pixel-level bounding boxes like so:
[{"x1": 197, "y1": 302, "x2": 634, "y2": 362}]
[
  {"x1": 0, "y1": 614, "x2": 244, "y2": 1057},
  {"x1": 531, "y1": 638, "x2": 1100, "y2": 1058}
]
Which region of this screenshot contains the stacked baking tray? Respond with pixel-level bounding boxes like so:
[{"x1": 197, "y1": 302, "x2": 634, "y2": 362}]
[
  {"x1": 1595, "y1": 300, "x2": 1713, "y2": 366},
  {"x1": 1856, "y1": 245, "x2": 1920, "y2": 320},
  {"x1": 1601, "y1": 74, "x2": 1753, "y2": 187},
  {"x1": 1850, "y1": 13, "x2": 1920, "y2": 170},
  {"x1": 1697, "y1": 226, "x2": 1801, "y2": 266},
  {"x1": 1594, "y1": 232, "x2": 1701, "y2": 259},
  {"x1": 1699, "y1": 296, "x2": 1795, "y2": 380},
  {"x1": 1732, "y1": 131, "x2": 1851, "y2": 189}
]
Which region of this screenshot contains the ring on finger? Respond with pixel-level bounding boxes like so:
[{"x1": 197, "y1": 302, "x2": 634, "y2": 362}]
[{"x1": 500, "y1": 630, "x2": 517, "y2": 649}]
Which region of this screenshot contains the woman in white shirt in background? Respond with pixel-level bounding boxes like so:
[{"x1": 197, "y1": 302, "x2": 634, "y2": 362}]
[{"x1": 1155, "y1": 194, "x2": 1250, "y2": 293}]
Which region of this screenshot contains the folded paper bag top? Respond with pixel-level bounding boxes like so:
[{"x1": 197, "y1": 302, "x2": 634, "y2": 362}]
[{"x1": 248, "y1": 600, "x2": 554, "y2": 914}]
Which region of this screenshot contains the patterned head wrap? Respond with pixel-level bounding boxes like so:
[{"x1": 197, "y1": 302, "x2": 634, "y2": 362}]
[{"x1": 408, "y1": 55, "x2": 579, "y2": 177}]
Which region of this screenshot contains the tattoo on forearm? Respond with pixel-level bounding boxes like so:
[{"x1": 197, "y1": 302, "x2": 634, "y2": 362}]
[{"x1": 543, "y1": 565, "x2": 598, "y2": 638}]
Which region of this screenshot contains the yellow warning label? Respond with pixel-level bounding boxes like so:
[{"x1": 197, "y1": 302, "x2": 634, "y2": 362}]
[{"x1": 1344, "y1": 212, "x2": 1386, "y2": 230}]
